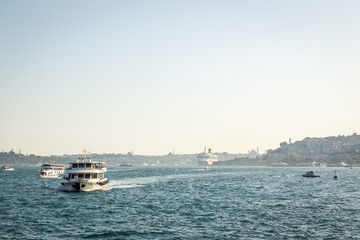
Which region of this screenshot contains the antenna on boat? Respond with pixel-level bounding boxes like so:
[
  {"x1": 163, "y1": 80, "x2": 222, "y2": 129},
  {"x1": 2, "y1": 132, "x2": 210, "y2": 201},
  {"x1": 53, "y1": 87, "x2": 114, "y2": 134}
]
[{"x1": 81, "y1": 149, "x2": 91, "y2": 162}]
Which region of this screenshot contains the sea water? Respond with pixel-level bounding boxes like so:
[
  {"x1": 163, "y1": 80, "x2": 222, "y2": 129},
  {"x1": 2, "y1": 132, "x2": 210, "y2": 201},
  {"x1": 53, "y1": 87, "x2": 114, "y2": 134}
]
[{"x1": 1, "y1": 166, "x2": 360, "y2": 239}]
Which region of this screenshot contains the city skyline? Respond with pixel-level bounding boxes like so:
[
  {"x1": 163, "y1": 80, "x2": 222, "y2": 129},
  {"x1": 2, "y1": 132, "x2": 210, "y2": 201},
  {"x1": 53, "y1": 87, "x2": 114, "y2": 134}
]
[{"x1": 1, "y1": 1, "x2": 359, "y2": 156}]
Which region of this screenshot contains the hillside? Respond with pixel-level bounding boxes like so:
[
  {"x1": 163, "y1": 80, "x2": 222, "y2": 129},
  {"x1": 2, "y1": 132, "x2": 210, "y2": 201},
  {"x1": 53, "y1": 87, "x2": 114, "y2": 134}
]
[
  {"x1": 0, "y1": 150, "x2": 245, "y2": 166},
  {"x1": 265, "y1": 133, "x2": 360, "y2": 166}
]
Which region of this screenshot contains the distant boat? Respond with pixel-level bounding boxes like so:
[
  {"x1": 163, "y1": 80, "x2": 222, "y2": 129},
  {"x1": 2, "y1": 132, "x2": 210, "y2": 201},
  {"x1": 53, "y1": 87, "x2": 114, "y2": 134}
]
[
  {"x1": 60, "y1": 151, "x2": 108, "y2": 192},
  {"x1": 267, "y1": 162, "x2": 289, "y2": 167},
  {"x1": 197, "y1": 147, "x2": 218, "y2": 166},
  {"x1": 2, "y1": 165, "x2": 14, "y2": 171},
  {"x1": 120, "y1": 163, "x2": 133, "y2": 167},
  {"x1": 39, "y1": 163, "x2": 65, "y2": 178},
  {"x1": 341, "y1": 162, "x2": 351, "y2": 168},
  {"x1": 302, "y1": 171, "x2": 320, "y2": 177}
]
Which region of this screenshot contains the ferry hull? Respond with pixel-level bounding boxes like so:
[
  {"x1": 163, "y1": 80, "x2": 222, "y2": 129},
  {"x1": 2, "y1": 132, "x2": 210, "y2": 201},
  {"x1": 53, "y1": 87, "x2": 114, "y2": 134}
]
[
  {"x1": 60, "y1": 179, "x2": 109, "y2": 192},
  {"x1": 198, "y1": 159, "x2": 218, "y2": 166},
  {"x1": 39, "y1": 171, "x2": 64, "y2": 178},
  {"x1": 39, "y1": 175, "x2": 60, "y2": 179},
  {"x1": 198, "y1": 160, "x2": 212, "y2": 166}
]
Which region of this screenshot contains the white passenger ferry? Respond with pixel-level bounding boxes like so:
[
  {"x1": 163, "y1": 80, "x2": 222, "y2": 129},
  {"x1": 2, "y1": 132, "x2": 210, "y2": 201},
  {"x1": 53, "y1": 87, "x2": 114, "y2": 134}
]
[
  {"x1": 60, "y1": 151, "x2": 108, "y2": 191},
  {"x1": 39, "y1": 164, "x2": 65, "y2": 178},
  {"x1": 197, "y1": 147, "x2": 218, "y2": 166}
]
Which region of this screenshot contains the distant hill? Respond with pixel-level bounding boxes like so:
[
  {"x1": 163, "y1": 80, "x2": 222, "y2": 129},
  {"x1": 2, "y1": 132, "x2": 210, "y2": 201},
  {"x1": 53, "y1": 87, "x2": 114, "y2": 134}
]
[
  {"x1": 3, "y1": 134, "x2": 359, "y2": 167},
  {"x1": 265, "y1": 133, "x2": 360, "y2": 166},
  {"x1": 0, "y1": 150, "x2": 246, "y2": 166}
]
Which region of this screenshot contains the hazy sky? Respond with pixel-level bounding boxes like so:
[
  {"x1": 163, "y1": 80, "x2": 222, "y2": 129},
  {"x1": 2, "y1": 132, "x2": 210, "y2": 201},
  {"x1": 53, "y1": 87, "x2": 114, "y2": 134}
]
[{"x1": 1, "y1": 0, "x2": 359, "y2": 156}]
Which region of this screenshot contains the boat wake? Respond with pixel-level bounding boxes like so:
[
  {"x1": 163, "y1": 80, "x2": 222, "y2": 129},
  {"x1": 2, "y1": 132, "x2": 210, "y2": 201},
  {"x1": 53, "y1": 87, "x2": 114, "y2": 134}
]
[
  {"x1": 105, "y1": 176, "x2": 159, "y2": 190},
  {"x1": 54, "y1": 168, "x2": 215, "y2": 192},
  {"x1": 106, "y1": 172, "x2": 207, "y2": 190}
]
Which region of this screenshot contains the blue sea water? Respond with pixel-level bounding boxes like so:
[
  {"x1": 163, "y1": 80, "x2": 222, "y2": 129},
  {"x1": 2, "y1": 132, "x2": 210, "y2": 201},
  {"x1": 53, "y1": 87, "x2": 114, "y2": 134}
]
[{"x1": 1, "y1": 166, "x2": 360, "y2": 239}]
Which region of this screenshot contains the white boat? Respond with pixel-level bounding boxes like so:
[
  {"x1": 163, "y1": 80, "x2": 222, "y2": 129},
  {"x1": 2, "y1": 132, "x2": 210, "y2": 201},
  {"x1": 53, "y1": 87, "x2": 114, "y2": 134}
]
[
  {"x1": 266, "y1": 162, "x2": 289, "y2": 167},
  {"x1": 39, "y1": 163, "x2": 65, "y2": 178},
  {"x1": 120, "y1": 163, "x2": 133, "y2": 167},
  {"x1": 319, "y1": 162, "x2": 327, "y2": 167},
  {"x1": 59, "y1": 151, "x2": 108, "y2": 192},
  {"x1": 197, "y1": 147, "x2": 218, "y2": 166},
  {"x1": 2, "y1": 165, "x2": 14, "y2": 171},
  {"x1": 341, "y1": 161, "x2": 350, "y2": 168}
]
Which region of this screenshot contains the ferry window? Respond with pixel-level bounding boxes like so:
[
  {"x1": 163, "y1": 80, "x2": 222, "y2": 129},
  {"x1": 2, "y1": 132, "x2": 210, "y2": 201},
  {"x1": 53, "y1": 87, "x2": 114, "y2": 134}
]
[
  {"x1": 86, "y1": 163, "x2": 91, "y2": 168},
  {"x1": 72, "y1": 164, "x2": 78, "y2": 168},
  {"x1": 93, "y1": 173, "x2": 98, "y2": 178},
  {"x1": 79, "y1": 164, "x2": 84, "y2": 168},
  {"x1": 85, "y1": 174, "x2": 90, "y2": 179},
  {"x1": 78, "y1": 174, "x2": 84, "y2": 178},
  {"x1": 99, "y1": 173, "x2": 104, "y2": 178},
  {"x1": 71, "y1": 174, "x2": 75, "y2": 179}
]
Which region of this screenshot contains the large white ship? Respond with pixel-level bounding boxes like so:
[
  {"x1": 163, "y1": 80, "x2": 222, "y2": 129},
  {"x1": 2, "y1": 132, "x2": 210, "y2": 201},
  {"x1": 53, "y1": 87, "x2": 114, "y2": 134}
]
[
  {"x1": 39, "y1": 164, "x2": 65, "y2": 178},
  {"x1": 197, "y1": 147, "x2": 218, "y2": 166},
  {"x1": 59, "y1": 151, "x2": 108, "y2": 192}
]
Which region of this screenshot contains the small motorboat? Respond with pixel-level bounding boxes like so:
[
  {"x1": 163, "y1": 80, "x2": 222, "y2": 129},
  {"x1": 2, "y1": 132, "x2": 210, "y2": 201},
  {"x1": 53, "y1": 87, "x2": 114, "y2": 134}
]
[
  {"x1": 302, "y1": 171, "x2": 320, "y2": 177},
  {"x1": 2, "y1": 165, "x2": 14, "y2": 171},
  {"x1": 120, "y1": 163, "x2": 133, "y2": 167}
]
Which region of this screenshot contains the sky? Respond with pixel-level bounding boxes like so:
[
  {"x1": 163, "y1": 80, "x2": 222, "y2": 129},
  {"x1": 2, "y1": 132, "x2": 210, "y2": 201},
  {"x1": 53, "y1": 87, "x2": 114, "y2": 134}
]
[{"x1": 1, "y1": 0, "x2": 359, "y2": 156}]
